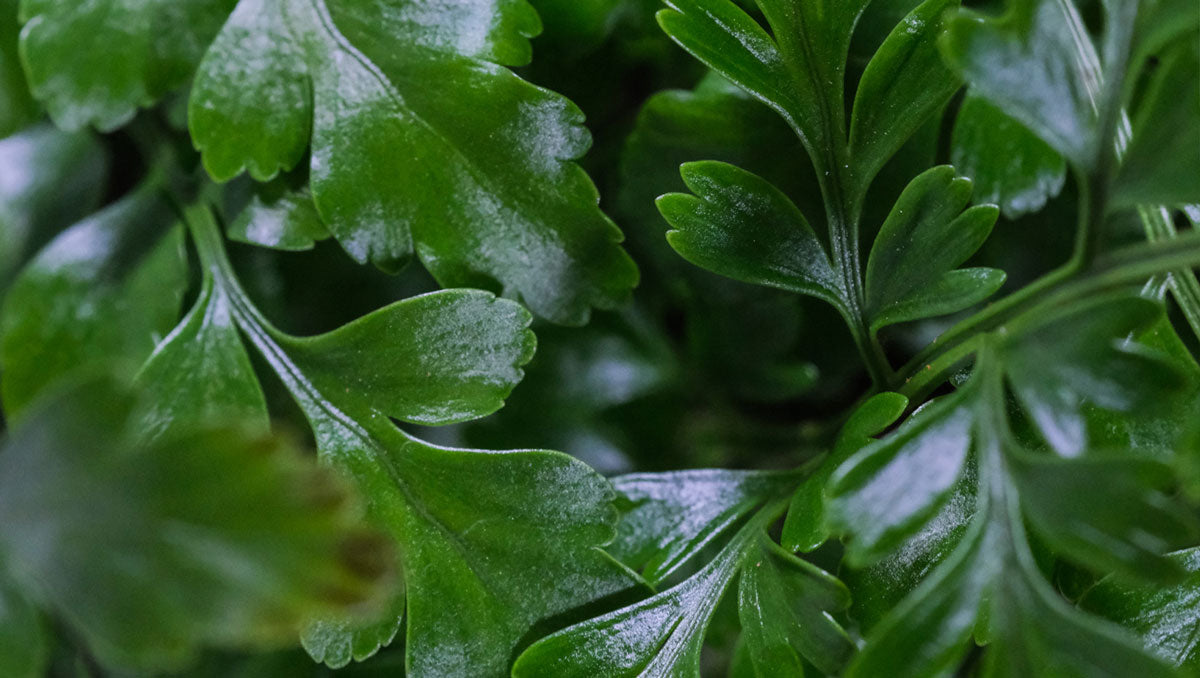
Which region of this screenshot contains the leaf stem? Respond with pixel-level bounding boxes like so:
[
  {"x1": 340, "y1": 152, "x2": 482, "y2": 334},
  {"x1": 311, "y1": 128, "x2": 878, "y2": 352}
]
[{"x1": 897, "y1": 232, "x2": 1200, "y2": 397}]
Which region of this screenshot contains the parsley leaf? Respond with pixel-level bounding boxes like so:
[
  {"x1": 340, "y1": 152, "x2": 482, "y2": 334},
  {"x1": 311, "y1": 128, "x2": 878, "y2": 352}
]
[{"x1": 189, "y1": 0, "x2": 637, "y2": 324}]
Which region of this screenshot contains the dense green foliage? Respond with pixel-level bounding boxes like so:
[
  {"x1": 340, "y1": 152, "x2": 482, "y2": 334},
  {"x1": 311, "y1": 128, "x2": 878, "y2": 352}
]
[{"x1": 0, "y1": 0, "x2": 1198, "y2": 676}]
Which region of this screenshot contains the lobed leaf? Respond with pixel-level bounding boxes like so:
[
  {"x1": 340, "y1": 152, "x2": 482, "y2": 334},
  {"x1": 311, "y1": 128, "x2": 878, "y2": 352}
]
[
  {"x1": 864, "y1": 165, "x2": 1003, "y2": 332},
  {"x1": 660, "y1": 161, "x2": 843, "y2": 309},
  {"x1": 18, "y1": 0, "x2": 235, "y2": 130},
  {"x1": 951, "y1": 92, "x2": 1067, "y2": 219},
  {"x1": 189, "y1": 0, "x2": 635, "y2": 325}
]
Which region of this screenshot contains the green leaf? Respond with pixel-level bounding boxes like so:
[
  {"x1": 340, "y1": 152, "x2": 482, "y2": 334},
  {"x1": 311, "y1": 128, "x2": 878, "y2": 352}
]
[
  {"x1": 0, "y1": 124, "x2": 108, "y2": 294},
  {"x1": 608, "y1": 469, "x2": 798, "y2": 585},
  {"x1": 865, "y1": 165, "x2": 1003, "y2": 331},
  {"x1": 951, "y1": 92, "x2": 1067, "y2": 219},
  {"x1": 737, "y1": 531, "x2": 854, "y2": 677},
  {"x1": 135, "y1": 275, "x2": 269, "y2": 440},
  {"x1": 782, "y1": 391, "x2": 909, "y2": 553},
  {"x1": 276, "y1": 289, "x2": 536, "y2": 426},
  {"x1": 18, "y1": 0, "x2": 235, "y2": 130},
  {"x1": 848, "y1": 0, "x2": 963, "y2": 193},
  {"x1": 0, "y1": 375, "x2": 394, "y2": 671},
  {"x1": 1004, "y1": 293, "x2": 1189, "y2": 457},
  {"x1": 617, "y1": 73, "x2": 814, "y2": 280},
  {"x1": 0, "y1": 123, "x2": 107, "y2": 290},
  {"x1": 513, "y1": 505, "x2": 848, "y2": 678},
  {"x1": 227, "y1": 182, "x2": 329, "y2": 252},
  {"x1": 0, "y1": 184, "x2": 186, "y2": 422},
  {"x1": 841, "y1": 459, "x2": 977, "y2": 631},
  {"x1": 1111, "y1": 39, "x2": 1200, "y2": 208},
  {"x1": 940, "y1": 0, "x2": 1100, "y2": 168},
  {"x1": 660, "y1": 161, "x2": 842, "y2": 309},
  {"x1": 829, "y1": 387, "x2": 976, "y2": 564},
  {"x1": 178, "y1": 206, "x2": 634, "y2": 675},
  {"x1": 1012, "y1": 453, "x2": 1198, "y2": 582},
  {"x1": 0, "y1": 0, "x2": 35, "y2": 137},
  {"x1": 1080, "y1": 547, "x2": 1200, "y2": 669},
  {"x1": 657, "y1": 0, "x2": 868, "y2": 169},
  {"x1": 189, "y1": 0, "x2": 636, "y2": 325},
  {"x1": 0, "y1": 578, "x2": 47, "y2": 678}
]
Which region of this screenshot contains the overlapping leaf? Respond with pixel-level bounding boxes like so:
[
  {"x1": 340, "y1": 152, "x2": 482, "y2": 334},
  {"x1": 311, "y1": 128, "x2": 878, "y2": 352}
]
[
  {"x1": 864, "y1": 166, "x2": 1004, "y2": 331},
  {"x1": 0, "y1": 182, "x2": 185, "y2": 421},
  {"x1": 0, "y1": 375, "x2": 394, "y2": 671},
  {"x1": 189, "y1": 0, "x2": 636, "y2": 324},
  {"x1": 513, "y1": 495, "x2": 851, "y2": 678},
  {"x1": 18, "y1": 0, "x2": 235, "y2": 130},
  {"x1": 951, "y1": 92, "x2": 1067, "y2": 219},
  {"x1": 161, "y1": 206, "x2": 636, "y2": 676}
]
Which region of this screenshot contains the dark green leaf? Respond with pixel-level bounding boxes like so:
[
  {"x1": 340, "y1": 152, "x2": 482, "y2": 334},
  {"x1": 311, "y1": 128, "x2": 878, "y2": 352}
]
[
  {"x1": 1111, "y1": 39, "x2": 1200, "y2": 208},
  {"x1": 848, "y1": 0, "x2": 963, "y2": 193},
  {"x1": 228, "y1": 183, "x2": 329, "y2": 252},
  {"x1": 660, "y1": 161, "x2": 843, "y2": 309},
  {"x1": 179, "y1": 206, "x2": 634, "y2": 675},
  {"x1": 189, "y1": 0, "x2": 636, "y2": 325},
  {"x1": 940, "y1": 0, "x2": 1100, "y2": 168},
  {"x1": 829, "y1": 387, "x2": 976, "y2": 564},
  {"x1": 18, "y1": 0, "x2": 235, "y2": 130},
  {"x1": 0, "y1": 578, "x2": 47, "y2": 678},
  {"x1": 0, "y1": 185, "x2": 186, "y2": 421},
  {"x1": 1004, "y1": 293, "x2": 1189, "y2": 457},
  {"x1": 657, "y1": 0, "x2": 868, "y2": 170},
  {"x1": 609, "y1": 469, "x2": 798, "y2": 585},
  {"x1": 0, "y1": 375, "x2": 394, "y2": 671},
  {"x1": 1012, "y1": 452, "x2": 1198, "y2": 582},
  {"x1": 0, "y1": 124, "x2": 107, "y2": 290},
  {"x1": 513, "y1": 507, "x2": 841, "y2": 678},
  {"x1": 135, "y1": 276, "x2": 268, "y2": 440},
  {"x1": 782, "y1": 391, "x2": 909, "y2": 553},
  {"x1": 737, "y1": 532, "x2": 854, "y2": 677},
  {"x1": 841, "y1": 458, "x2": 976, "y2": 631},
  {"x1": 0, "y1": 0, "x2": 35, "y2": 137},
  {"x1": 865, "y1": 165, "x2": 1002, "y2": 331},
  {"x1": 277, "y1": 289, "x2": 536, "y2": 426},
  {"x1": 1081, "y1": 547, "x2": 1200, "y2": 669},
  {"x1": 951, "y1": 92, "x2": 1067, "y2": 219}
]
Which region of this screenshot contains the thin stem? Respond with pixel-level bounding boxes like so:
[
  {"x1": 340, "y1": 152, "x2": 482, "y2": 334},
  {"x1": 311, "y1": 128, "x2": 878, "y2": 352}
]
[{"x1": 896, "y1": 232, "x2": 1200, "y2": 390}]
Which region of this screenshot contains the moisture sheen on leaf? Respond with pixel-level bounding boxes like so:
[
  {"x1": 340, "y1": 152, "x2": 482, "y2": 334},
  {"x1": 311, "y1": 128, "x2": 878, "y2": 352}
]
[
  {"x1": 227, "y1": 181, "x2": 329, "y2": 251},
  {"x1": 175, "y1": 206, "x2": 634, "y2": 676},
  {"x1": 829, "y1": 388, "x2": 976, "y2": 564},
  {"x1": 657, "y1": 0, "x2": 869, "y2": 170},
  {"x1": 0, "y1": 184, "x2": 186, "y2": 422},
  {"x1": 864, "y1": 165, "x2": 1003, "y2": 331},
  {"x1": 189, "y1": 0, "x2": 636, "y2": 325},
  {"x1": 513, "y1": 505, "x2": 850, "y2": 678},
  {"x1": 660, "y1": 161, "x2": 843, "y2": 309},
  {"x1": 848, "y1": 0, "x2": 962, "y2": 193},
  {"x1": 951, "y1": 92, "x2": 1066, "y2": 219},
  {"x1": 737, "y1": 532, "x2": 855, "y2": 677},
  {"x1": 1081, "y1": 547, "x2": 1200, "y2": 669},
  {"x1": 940, "y1": 0, "x2": 1100, "y2": 168},
  {"x1": 608, "y1": 468, "x2": 798, "y2": 585},
  {"x1": 0, "y1": 375, "x2": 394, "y2": 671},
  {"x1": 18, "y1": 0, "x2": 236, "y2": 130}
]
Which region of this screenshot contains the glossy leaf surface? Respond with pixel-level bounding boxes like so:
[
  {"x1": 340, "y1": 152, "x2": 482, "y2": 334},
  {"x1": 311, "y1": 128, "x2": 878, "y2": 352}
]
[
  {"x1": 951, "y1": 92, "x2": 1067, "y2": 219},
  {"x1": 864, "y1": 165, "x2": 1003, "y2": 330},
  {"x1": 189, "y1": 0, "x2": 636, "y2": 324},
  {"x1": 19, "y1": 0, "x2": 235, "y2": 130},
  {"x1": 660, "y1": 161, "x2": 842, "y2": 309},
  {"x1": 0, "y1": 185, "x2": 186, "y2": 421}
]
